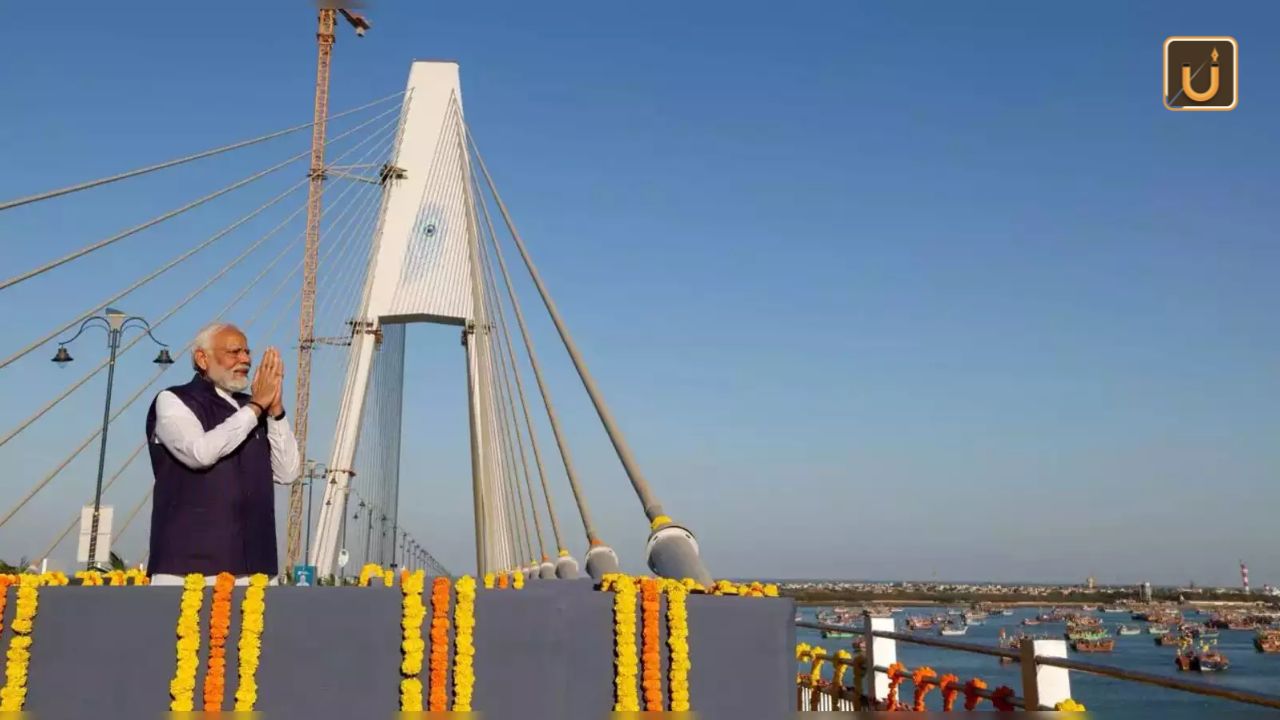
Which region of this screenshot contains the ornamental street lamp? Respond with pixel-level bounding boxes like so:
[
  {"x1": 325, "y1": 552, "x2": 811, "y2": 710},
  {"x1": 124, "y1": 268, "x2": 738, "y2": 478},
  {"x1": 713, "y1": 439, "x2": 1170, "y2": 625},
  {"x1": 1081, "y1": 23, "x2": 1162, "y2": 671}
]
[{"x1": 52, "y1": 307, "x2": 172, "y2": 570}]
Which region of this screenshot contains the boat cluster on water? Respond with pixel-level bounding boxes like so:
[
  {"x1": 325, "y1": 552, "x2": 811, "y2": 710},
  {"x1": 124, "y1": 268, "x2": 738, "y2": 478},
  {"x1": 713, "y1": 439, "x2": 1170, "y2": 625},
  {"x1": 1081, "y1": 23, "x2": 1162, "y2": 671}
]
[{"x1": 805, "y1": 601, "x2": 1280, "y2": 674}]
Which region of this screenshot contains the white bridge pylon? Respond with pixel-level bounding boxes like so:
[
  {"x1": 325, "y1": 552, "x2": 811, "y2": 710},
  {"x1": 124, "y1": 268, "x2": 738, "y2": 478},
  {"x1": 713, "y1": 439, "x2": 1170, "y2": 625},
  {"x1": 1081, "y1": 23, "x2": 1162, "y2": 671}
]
[{"x1": 310, "y1": 61, "x2": 512, "y2": 576}]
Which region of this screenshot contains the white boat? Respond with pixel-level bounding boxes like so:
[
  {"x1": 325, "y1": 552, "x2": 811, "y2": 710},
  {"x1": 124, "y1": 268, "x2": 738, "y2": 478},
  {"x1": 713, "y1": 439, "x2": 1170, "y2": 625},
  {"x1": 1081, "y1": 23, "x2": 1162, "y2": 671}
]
[
  {"x1": 939, "y1": 624, "x2": 968, "y2": 636},
  {"x1": 1117, "y1": 625, "x2": 1141, "y2": 636}
]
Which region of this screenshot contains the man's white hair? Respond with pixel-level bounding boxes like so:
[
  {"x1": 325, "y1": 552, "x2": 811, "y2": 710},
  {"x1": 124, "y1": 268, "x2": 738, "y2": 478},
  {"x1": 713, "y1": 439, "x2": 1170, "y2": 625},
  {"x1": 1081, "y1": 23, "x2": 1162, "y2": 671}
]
[{"x1": 192, "y1": 322, "x2": 235, "y2": 372}]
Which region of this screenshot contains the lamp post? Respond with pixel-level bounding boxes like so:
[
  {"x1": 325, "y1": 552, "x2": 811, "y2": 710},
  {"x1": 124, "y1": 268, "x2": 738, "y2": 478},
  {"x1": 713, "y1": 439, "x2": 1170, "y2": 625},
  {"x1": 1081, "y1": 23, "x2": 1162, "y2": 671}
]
[
  {"x1": 53, "y1": 307, "x2": 173, "y2": 570},
  {"x1": 301, "y1": 460, "x2": 328, "y2": 564}
]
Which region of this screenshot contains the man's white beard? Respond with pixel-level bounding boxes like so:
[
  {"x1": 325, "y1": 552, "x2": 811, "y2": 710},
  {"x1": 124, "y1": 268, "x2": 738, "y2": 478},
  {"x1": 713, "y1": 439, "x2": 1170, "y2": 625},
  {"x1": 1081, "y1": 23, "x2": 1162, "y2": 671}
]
[{"x1": 207, "y1": 363, "x2": 250, "y2": 394}]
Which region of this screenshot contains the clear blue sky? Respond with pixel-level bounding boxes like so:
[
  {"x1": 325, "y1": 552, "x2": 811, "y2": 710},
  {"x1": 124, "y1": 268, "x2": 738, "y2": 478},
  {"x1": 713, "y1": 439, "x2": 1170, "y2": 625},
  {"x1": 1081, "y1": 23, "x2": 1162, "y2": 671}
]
[{"x1": 0, "y1": 2, "x2": 1276, "y2": 586}]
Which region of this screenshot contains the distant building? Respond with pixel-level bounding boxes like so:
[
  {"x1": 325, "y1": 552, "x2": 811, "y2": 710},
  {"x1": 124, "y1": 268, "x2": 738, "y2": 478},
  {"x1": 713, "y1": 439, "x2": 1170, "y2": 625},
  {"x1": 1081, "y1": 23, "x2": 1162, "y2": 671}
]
[
  {"x1": 1140, "y1": 581, "x2": 1152, "y2": 603},
  {"x1": 1087, "y1": 576, "x2": 1096, "y2": 590}
]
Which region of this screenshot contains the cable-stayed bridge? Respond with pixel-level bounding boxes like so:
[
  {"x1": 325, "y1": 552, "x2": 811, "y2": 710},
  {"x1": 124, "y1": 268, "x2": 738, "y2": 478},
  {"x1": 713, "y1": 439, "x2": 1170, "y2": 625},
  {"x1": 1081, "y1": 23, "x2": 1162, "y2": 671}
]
[{"x1": 0, "y1": 57, "x2": 711, "y2": 585}]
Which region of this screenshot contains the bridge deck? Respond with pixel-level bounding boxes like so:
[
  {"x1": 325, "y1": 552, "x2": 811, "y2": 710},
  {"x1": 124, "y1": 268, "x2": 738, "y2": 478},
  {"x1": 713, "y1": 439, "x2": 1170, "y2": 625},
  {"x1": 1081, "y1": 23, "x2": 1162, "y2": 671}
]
[{"x1": 21, "y1": 580, "x2": 793, "y2": 718}]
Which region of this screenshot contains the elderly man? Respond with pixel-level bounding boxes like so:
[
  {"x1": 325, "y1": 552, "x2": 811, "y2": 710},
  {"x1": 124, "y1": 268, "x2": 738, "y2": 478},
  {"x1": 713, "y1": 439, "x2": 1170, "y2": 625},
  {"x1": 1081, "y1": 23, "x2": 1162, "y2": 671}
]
[{"x1": 145, "y1": 322, "x2": 299, "y2": 585}]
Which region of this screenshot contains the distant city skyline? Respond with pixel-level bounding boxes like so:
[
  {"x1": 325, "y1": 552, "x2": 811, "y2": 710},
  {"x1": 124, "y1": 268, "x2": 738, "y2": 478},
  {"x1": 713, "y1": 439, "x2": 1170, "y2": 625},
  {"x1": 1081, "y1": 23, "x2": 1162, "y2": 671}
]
[{"x1": 0, "y1": 2, "x2": 1277, "y2": 586}]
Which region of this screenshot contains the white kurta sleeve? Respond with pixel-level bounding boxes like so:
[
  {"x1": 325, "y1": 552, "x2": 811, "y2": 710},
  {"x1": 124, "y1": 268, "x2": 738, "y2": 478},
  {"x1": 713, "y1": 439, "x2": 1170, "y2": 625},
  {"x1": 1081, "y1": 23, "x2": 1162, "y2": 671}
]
[
  {"x1": 152, "y1": 390, "x2": 259, "y2": 470},
  {"x1": 266, "y1": 415, "x2": 301, "y2": 485}
]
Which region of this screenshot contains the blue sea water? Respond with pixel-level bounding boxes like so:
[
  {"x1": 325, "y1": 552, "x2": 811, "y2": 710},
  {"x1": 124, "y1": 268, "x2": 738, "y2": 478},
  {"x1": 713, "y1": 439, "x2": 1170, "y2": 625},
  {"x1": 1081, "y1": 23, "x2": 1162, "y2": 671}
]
[{"x1": 796, "y1": 605, "x2": 1280, "y2": 717}]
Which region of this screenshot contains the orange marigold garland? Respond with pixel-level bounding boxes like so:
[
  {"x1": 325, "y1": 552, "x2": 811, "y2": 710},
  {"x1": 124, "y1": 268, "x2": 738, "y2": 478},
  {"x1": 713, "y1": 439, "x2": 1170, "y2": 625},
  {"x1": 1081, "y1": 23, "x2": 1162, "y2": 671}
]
[
  {"x1": 640, "y1": 579, "x2": 662, "y2": 711},
  {"x1": 203, "y1": 572, "x2": 234, "y2": 711},
  {"x1": 0, "y1": 575, "x2": 13, "y2": 636},
  {"x1": 427, "y1": 577, "x2": 451, "y2": 711},
  {"x1": 884, "y1": 661, "x2": 907, "y2": 710},
  {"x1": 939, "y1": 673, "x2": 960, "y2": 711},
  {"x1": 497, "y1": 573, "x2": 509, "y2": 589},
  {"x1": 963, "y1": 677, "x2": 988, "y2": 711},
  {"x1": 911, "y1": 666, "x2": 937, "y2": 711},
  {"x1": 991, "y1": 685, "x2": 1016, "y2": 711}
]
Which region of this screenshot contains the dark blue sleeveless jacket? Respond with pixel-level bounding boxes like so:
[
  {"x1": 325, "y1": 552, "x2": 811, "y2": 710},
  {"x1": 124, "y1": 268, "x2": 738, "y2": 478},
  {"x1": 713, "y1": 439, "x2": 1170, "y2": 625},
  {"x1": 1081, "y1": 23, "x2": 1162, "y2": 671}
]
[{"x1": 145, "y1": 373, "x2": 277, "y2": 576}]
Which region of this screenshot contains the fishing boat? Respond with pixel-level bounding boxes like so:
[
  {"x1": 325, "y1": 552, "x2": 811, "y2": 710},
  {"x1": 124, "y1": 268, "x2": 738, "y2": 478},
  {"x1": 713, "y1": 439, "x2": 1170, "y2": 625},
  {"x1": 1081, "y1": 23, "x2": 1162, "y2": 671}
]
[
  {"x1": 1072, "y1": 638, "x2": 1115, "y2": 652},
  {"x1": 998, "y1": 608, "x2": 1014, "y2": 616},
  {"x1": 1021, "y1": 618, "x2": 1041, "y2": 626},
  {"x1": 1156, "y1": 633, "x2": 1183, "y2": 647},
  {"x1": 1176, "y1": 641, "x2": 1229, "y2": 672},
  {"x1": 1102, "y1": 605, "x2": 1127, "y2": 614},
  {"x1": 939, "y1": 623, "x2": 968, "y2": 636},
  {"x1": 822, "y1": 629, "x2": 855, "y2": 639},
  {"x1": 1065, "y1": 626, "x2": 1109, "y2": 642},
  {"x1": 1254, "y1": 630, "x2": 1280, "y2": 653},
  {"x1": 1116, "y1": 625, "x2": 1141, "y2": 636},
  {"x1": 1147, "y1": 624, "x2": 1170, "y2": 636},
  {"x1": 906, "y1": 615, "x2": 935, "y2": 631}
]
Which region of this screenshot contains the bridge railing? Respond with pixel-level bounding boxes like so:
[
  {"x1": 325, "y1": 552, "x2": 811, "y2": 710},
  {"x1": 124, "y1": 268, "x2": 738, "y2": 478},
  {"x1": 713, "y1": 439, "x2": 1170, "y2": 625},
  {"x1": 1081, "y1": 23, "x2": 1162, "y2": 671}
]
[{"x1": 797, "y1": 614, "x2": 1280, "y2": 712}]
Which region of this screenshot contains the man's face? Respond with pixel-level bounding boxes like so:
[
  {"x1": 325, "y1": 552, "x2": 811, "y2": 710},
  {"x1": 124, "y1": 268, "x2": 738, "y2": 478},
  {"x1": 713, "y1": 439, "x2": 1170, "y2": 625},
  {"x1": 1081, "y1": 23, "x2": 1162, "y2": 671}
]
[{"x1": 197, "y1": 327, "x2": 252, "y2": 393}]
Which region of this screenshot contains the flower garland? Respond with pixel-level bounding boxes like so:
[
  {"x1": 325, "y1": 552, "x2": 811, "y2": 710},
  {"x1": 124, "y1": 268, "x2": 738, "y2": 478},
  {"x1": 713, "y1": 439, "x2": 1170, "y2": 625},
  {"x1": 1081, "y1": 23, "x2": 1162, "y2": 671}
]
[
  {"x1": 233, "y1": 574, "x2": 269, "y2": 711},
  {"x1": 808, "y1": 647, "x2": 828, "y2": 685},
  {"x1": 640, "y1": 579, "x2": 662, "y2": 710},
  {"x1": 665, "y1": 582, "x2": 690, "y2": 711},
  {"x1": 168, "y1": 573, "x2": 205, "y2": 712},
  {"x1": 851, "y1": 655, "x2": 867, "y2": 710},
  {"x1": 427, "y1": 577, "x2": 451, "y2": 711},
  {"x1": 383, "y1": 569, "x2": 395, "y2": 588},
  {"x1": 1055, "y1": 698, "x2": 1087, "y2": 712},
  {"x1": 74, "y1": 570, "x2": 104, "y2": 586},
  {"x1": 107, "y1": 570, "x2": 127, "y2": 586},
  {"x1": 452, "y1": 576, "x2": 476, "y2": 711},
  {"x1": 884, "y1": 661, "x2": 907, "y2": 710},
  {"x1": 358, "y1": 563, "x2": 383, "y2": 587},
  {"x1": 991, "y1": 685, "x2": 1016, "y2": 711},
  {"x1": 963, "y1": 677, "x2": 988, "y2": 711},
  {"x1": 0, "y1": 575, "x2": 14, "y2": 637},
  {"x1": 611, "y1": 575, "x2": 639, "y2": 711},
  {"x1": 399, "y1": 570, "x2": 426, "y2": 711},
  {"x1": 833, "y1": 649, "x2": 852, "y2": 686},
  {"x1": 125, "y1": 569, "x2": 148, "y2": 585},
  {"x1": 0, "y1": 575, "x2": 40, "y2": 711},
  {"x1": 911, "y1": 666, "x2": 937, "y2": 711},
  {"x1": 203, "y1": 573, "x2": 234, "y2": 710},
  {"x1": 483, "y1": 573, "x2": 495, "y2": 589},
  {"x1": 497, "y1": 572, "x2": 509, "y2": 589},
  {"x1": 512, "y1": 569, "x2": 524, "y2": 589},
  {"x1": 38, "y1": 572, "x2": 69, "y2": 586},
  {"x1": 939, "y1": 673, "x2": 960, "y2": 711}
]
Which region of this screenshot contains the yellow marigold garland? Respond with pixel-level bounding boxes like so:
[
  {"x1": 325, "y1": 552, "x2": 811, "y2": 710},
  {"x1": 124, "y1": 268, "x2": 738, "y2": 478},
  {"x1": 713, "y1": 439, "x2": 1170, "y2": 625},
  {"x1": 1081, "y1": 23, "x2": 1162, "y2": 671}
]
[
  {"x1": 640, "y1": 579, "x2": 662, "y2": 710},
  {"x1": 483, "y1": 573, "x2": 494, "y2": 589},
  {"x1": 0, "y1": 575, "x2": 39, "y2": 711},
  {"x1": 512, "y1": 569, "x2": 524, "y2": 589},
  {"x1": 611, "y1": 575, "x2": 639, "y2": 711},
  {"x1": 107, "y1": 570, "x2": 127, "y2": 586},
  {"x1": 233, "y1": 574, "x2": 269, "y2": 711},
  {"x1": 75, "y1": 570, "x2": 104, "y2": 586},
  {"x1": 427, "y1": 577, "x2": 451, "y2": 711},
  {"x1": 168, "y1": 573, "x2": 205, "y2": 711},
  {"x1": 452, "y1": 576, "x2": 476, "y2": 711},
  {"x1": 203, "y1": 572, "x2": 234, "y2": 711},
  {"x1": 383, "y1": 569, "x2": 395, "y2": 588},
  {"x1": 399, "y1": 569, "x2": 426, "y2": 711},
  {"x1": 358, "y1": 563, "x2": 383, "y2": 587},
  {"x1": 38, "y1": 572, "x2": 69, "y2": 587},
  {"x1": 665, "y1": 581, "x2": 691, "y2": 711},
  {"x1": 1056, "y1": 698, "x2": 1087, "y2": 712}
]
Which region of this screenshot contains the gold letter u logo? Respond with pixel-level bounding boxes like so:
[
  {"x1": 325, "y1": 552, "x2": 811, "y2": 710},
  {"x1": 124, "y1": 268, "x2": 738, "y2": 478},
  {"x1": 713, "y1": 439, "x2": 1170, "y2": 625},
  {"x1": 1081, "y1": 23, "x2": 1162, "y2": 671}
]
[{"x1": 1181, "y1": 63, "x2": 1220, "y2": 102}]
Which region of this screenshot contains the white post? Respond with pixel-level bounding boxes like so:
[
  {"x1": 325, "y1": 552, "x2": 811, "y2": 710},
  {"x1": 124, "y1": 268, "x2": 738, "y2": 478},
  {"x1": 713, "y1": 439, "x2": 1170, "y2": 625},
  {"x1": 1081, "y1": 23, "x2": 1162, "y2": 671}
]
[
  {"x1": 1019, "y1": 638, "x2": 1071, "y2": 710},
  {"x1": 863, "y1": 612, "x2": 896, "y2": 705}
]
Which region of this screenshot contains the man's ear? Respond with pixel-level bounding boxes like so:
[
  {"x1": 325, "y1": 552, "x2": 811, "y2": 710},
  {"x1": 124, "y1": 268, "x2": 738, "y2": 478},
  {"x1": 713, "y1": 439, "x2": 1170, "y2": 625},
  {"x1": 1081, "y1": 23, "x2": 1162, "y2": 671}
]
[{"x1": 193, "y1": 348, "x2": 209, "y2": 372}]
